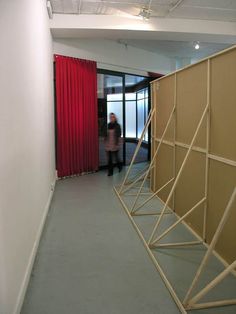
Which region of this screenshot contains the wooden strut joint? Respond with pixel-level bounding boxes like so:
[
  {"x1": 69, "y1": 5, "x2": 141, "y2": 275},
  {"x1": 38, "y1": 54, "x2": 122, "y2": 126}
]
[
  {"x1": 183, "y1": 187, "x2": 236, "y2": 308},
  {"x1": 130, "y1": 105, "x2": 176, "y2": 213},
  {"x1": 132, "y1": 177, "x2": 175, "y2": 214},
  {"x1": 148, "y1": 103, "x2": 209, "y2": 246},
  {"x1": 114, "y1": 186, "x2": 187, "y2": 314},
  {"x1": 118, "y1": 109, "x2": 155, "y2": 194},
  {"x1": 120, "y1": 167, "x2": 152, "y2": 195},
  {"x1": 188, "y1": 260, "x2": 236, "y2": 307},
  {"x1": 151, "y1": 197, "x2": 206, "y2": 246},
  {"x1": 123, "y1": 164, "x2": 151, "y2": 187}
]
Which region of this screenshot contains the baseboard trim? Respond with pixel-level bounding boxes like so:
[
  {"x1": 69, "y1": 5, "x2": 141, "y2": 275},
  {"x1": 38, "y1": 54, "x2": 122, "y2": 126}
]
[{"x1": 13, "y1": 176, "x2": 56, "y2": 314}]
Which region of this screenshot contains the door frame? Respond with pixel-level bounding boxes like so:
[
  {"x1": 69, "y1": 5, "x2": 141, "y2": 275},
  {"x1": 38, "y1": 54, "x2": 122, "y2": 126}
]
[
  {"x1": 97, "y1": 68, "x2": 152, "y2": 168},
  {"x1": 97, "y1": 69, "x2": 126, "y2": 166}
]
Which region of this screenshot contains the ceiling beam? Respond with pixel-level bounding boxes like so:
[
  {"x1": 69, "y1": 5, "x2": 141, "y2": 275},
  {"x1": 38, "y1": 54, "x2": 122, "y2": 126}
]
[
  {"x1": 50, "y1": 14, "x2": 236, "y2": 44},
  {"x1": 168, "y1": 0, "x2": 184, "y2": 13}
]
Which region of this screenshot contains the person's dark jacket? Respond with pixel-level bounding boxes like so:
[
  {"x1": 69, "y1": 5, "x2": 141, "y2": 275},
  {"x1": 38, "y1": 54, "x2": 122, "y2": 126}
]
[{"x1": 103, "y1": 122, "x2": 121, "y2": 145}]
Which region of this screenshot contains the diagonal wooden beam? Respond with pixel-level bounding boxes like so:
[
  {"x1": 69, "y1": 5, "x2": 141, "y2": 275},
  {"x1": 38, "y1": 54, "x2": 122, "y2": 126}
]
[{"x1": 148, "y1": 103, "x2": 209, "y2": 245}]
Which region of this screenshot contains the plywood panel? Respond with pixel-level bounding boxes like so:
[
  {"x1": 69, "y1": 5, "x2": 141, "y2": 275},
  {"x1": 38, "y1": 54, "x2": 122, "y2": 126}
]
[
  {"x1": 174, "y1": 147, "x2": 205, "y2": 236},
  {"x1": 207, "y1": 159, "x2": 236, "y2": 264},
  {"x1": 155, "y1": 74, "x2": 175, "y2": 142},
  {"x1": 154, "y1": 143, "x2": 174, "y2": 203},
  {"x1": 151, "y1": 46, "x2": 236, "y2": 265},
  {"x1": 176, "y1": 61, "x2": 207, "y2": 148},
  {"x1": 210, "y1": 49, "x2": 236, "y2": 161},
  {"x1": 150, "y1": 83, "x2": 157, "y2": 191}
]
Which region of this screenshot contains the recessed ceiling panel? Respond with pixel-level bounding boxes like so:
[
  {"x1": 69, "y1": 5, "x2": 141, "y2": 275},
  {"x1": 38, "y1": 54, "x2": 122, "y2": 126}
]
[
  {"x1": 184, "y1": 0, "x2": 236, "y2": 10},
  {"x1": 50, "y1": 0, "x2": 236, "y2": 22},
  {"x1": 170, "y1": 5, "x2": 236, "y2": 22}
]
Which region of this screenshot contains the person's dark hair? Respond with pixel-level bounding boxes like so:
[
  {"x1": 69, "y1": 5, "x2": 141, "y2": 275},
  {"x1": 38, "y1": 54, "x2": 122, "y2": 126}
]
[
  {"x1": 105, "y1": 112, "x2": 121, "y2": 142},
  {"x1": 109, "y1": 112, "x2": 118, "y2": 123}
]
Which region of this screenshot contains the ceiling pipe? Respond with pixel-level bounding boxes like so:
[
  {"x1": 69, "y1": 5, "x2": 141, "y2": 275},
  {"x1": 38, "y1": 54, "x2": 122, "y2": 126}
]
[
  {"x1": 168, "y1": 0, "x2": 184, "y2": 13},
  {"x1": 148, "y1": 0, "x2": 153, "y2": 11},
  {"x1": 78, "y1": 0, "x2": 83, "y2": 14},
  {"x1": 46, "y1": 0, "x2": 53, "y2": 19},
  {"x1": 138, "y1": 0, "x2": 152, "y2": 20}
]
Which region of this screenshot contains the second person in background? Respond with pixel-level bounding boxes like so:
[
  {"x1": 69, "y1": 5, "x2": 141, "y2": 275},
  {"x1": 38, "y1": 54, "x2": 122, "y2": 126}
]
[{"x1": 104, "y1": 112, "x2": 123, "y2": 176}]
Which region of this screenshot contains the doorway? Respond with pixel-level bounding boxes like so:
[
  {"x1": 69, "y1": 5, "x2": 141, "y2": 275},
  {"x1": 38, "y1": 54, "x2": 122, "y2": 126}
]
[{"x1": 97, "y1": 70, "x2": 151, "y2": 169}]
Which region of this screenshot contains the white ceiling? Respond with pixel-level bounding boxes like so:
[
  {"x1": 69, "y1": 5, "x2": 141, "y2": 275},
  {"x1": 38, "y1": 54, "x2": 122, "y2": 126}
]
[
  {"x1": 50, "y1": 1, "x2": 236, "y2": 64},
  {"x1": 51, "y1": 0, "x2": 236, "y2": 22},
  {"x1": 121, "y1": 39, "x2": 230, "y2": 59}
]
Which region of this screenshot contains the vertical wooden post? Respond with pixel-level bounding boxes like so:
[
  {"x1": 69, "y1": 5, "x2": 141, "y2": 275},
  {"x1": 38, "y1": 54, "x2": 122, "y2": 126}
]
[
  {"x1": 152, "y1": 82, "x2": 157, "y2": 192},
  {"x1": 203, "y1": 59, "x2": 211, "y2": 241},
  {"x1": 172, "y1": 73, "x2": 177, "y2": 211}
]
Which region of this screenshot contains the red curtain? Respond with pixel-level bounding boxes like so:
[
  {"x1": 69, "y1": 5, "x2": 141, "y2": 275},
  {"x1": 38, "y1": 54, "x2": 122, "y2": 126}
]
[{"x1": 55, "y1": 55, "x2": 98, "y2": 178}]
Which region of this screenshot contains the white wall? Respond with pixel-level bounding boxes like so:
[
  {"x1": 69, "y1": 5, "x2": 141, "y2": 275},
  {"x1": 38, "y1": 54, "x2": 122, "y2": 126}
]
[
  {"x1": 53, "y1": 38, "x2": 173, "y2": 75},
  {"x1": 175, "y1": 57, "x2": 192, "y2": 70},
  {"x1": 0, "y1": 1, "x2": 55, "y2": 313}
]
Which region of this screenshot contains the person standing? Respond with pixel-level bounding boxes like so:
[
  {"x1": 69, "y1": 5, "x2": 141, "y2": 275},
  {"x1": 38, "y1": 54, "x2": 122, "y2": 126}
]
[{"x1": 104, "y1": 113, "x2": 123, "y2": 176}]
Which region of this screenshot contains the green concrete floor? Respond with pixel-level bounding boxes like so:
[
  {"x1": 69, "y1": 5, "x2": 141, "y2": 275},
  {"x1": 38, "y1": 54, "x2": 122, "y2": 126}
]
[{"x1": 21, "y1": 166, "x2": 236, "y2": 314}]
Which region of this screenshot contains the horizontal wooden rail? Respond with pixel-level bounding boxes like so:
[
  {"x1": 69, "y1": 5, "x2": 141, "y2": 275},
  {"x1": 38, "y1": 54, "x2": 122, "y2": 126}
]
[{"x1": 154, "y1": 137, "x2": 236, "y2": 167}]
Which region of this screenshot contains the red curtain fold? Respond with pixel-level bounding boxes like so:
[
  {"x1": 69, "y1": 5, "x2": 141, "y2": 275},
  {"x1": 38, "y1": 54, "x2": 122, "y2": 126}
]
[{"x1": 55, "y1": 55, "x2": 98, "y2": 178}]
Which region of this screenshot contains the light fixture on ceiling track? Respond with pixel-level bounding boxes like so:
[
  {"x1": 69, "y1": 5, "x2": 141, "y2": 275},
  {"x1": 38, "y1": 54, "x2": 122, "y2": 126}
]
[
  {"x1": 46, "y1": 0, "x2": 53, "y2": 19},
  {"x1": 139, "y1": 6, "x2": 151, "y2": 20},
  {"x1": 139, "y1": 0, "x2": 152, "y2": 20},
  {"x1": 194, "y1": 41, "x2": 200, "y2": 50}
]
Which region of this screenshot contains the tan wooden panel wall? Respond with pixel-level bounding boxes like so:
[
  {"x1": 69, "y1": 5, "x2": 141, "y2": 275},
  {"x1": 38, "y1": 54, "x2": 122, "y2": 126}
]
[
  {"x1": 175, "y1": 147, "x2": 205, "y2": 237},
  {"x1": 154, "y1": 144, "x2": 174, "y2": 203},
  {"x1": 155, "y1": 74, "x2": 175, "y2": 142},
  {"x1": 150, "y1": 74, "x2": 175, "y2": 191},
  {"x1": 208, "y1": 160, "x2": 236, "y2": 264},
  {"x1": 151, "y1": 47, "x2": 236, "y2": 264},
  {"x1": 210, "y1": 49, "x2": 236, "y2": 161},
  {"x1": 176, "y1": 61, "x2": 207, "y2": 148}
]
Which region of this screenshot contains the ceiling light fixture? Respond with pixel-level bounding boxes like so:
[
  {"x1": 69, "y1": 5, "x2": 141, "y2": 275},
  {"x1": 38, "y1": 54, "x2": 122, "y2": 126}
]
[
  {"x1": 194, "y1": 42, "x2": 200, "y2": 50},
  {"x1": 139, "y1": 7, "x2": 151, "y2": 20}
]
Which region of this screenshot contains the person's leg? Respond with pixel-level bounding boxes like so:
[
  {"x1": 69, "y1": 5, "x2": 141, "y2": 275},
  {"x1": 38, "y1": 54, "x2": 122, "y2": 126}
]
[
  {"x1": 107, "y1": 151, "x2": 113, "y2": 176},
  {"x1": 114, "y1": 150, "x2": 123, "y2": 172}
]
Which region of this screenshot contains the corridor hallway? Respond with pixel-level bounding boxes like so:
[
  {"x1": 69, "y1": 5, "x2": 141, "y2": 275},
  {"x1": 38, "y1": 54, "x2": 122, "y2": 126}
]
[
  {"x1": 21, "y1": 168, "x2": 178, "y2": 314},
  {"x1": 21, "y1": 168, "x2": 236, "y2": 314}
]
